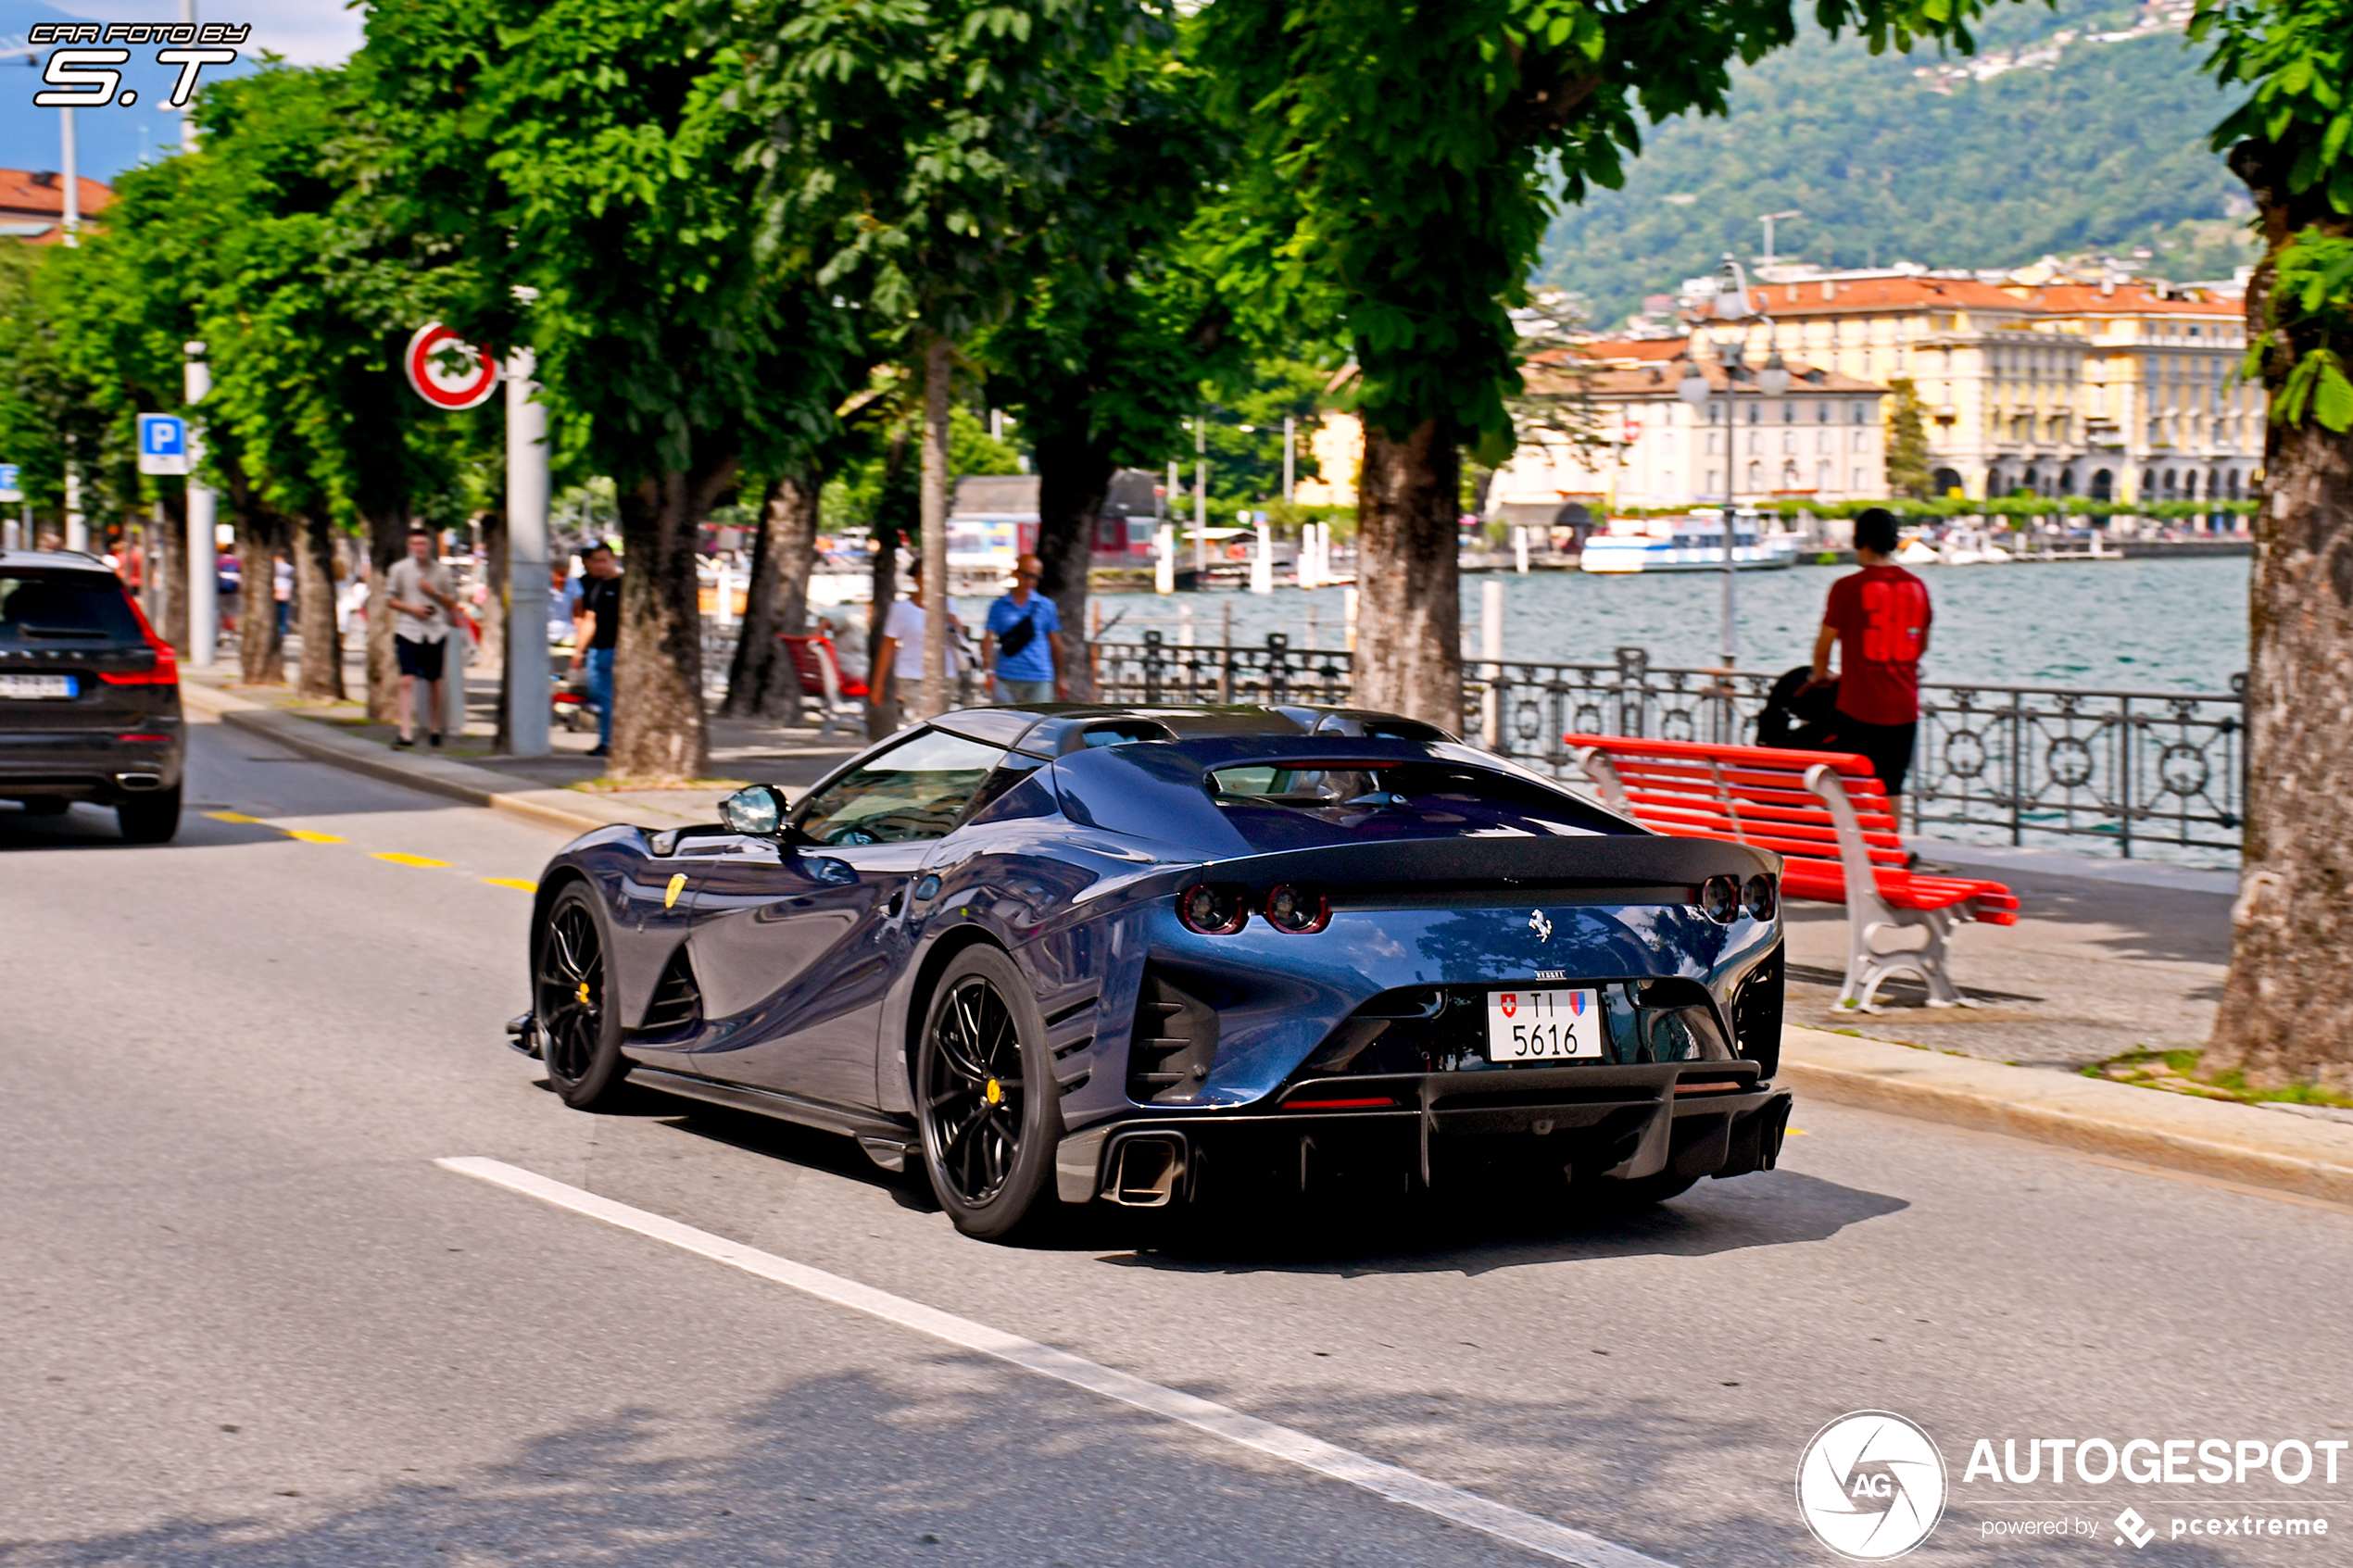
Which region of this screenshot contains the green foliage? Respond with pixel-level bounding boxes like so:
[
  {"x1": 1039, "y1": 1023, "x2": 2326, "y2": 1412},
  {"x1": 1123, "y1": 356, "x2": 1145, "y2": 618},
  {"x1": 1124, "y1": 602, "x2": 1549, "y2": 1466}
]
[
  {"x1": 2254, "y1": 230, "x2": 2353, "y2": 431},
  {"x1": 1197, "y1": 358, "x2": 1338, "y2": 503},
  {"x1": 360, "y1": 0, "x2": 854, "y2": 488},
  {"x1": 2195, "y1": 0, "x2": 2353, "y2": 217},
  {"x1": 1540, "y1": 2, "x2": 2252, "y2": 327}
]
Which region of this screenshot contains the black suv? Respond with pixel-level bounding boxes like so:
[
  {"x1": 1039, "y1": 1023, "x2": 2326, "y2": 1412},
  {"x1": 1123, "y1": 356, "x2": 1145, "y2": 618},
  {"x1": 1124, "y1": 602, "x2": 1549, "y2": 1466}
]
[{"x1": 0, "y1": 550, "x2": 183, "y2": 842}]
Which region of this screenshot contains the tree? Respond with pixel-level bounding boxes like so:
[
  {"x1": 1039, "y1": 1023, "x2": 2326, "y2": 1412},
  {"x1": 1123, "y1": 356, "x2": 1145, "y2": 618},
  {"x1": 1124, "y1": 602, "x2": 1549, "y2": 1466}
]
[
  {"x1": 2191, "y1": 0, "x2": 2353, "y2": 1089},
  {"x1": 980, "y1": 45, "x2": 1232, "y2": 697},
  {"x1": 743, "y1": 0, "x2": 1156, "y2": 718},
  {"x1": 1884, "y1": 376, "x2": 1934, "y2": 497},
  {"x1": 1196, "y1": 0, "x2": 2003, "y2": 729},
  {"x1": 362, "y1": 0, "x2": 850, "y2": 780}
]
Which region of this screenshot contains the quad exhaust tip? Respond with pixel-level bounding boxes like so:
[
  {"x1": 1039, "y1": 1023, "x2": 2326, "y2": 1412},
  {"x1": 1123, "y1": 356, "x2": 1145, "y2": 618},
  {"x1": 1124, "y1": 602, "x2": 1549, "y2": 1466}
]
[{"x1": 1101, "y1": 1132, "x2": 1189, "y2": 1207}]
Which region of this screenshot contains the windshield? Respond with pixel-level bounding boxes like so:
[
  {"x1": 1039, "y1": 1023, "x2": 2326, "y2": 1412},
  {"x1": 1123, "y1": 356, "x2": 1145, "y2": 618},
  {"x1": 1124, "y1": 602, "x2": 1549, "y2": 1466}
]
[
  {"x1": 793, "y1": 729, "x2": 1007, "y2": 845},
  {"x1": 0, "y1": 572, "x2": 142, "y2": 644},
  {"x1": 1205, "y1": 759, "x2": 1631, "y2": 850}
]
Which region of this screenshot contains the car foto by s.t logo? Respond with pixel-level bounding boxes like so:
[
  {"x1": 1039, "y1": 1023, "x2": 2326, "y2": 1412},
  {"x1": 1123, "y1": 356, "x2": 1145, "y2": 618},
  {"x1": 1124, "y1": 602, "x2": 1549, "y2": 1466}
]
[
  {"x1": 27, "y1": 22, "x2": 247, "y2": 112},
  {"x1": 1797, "y1": 1411, "x2": 1949, "y2": 1561}
]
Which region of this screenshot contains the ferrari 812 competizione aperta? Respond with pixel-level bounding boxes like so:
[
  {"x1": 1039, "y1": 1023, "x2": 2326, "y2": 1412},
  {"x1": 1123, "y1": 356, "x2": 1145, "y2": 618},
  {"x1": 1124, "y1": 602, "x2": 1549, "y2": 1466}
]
[{"x1": 512, "y1": 704, "x2": 1791, "y2": 1238}]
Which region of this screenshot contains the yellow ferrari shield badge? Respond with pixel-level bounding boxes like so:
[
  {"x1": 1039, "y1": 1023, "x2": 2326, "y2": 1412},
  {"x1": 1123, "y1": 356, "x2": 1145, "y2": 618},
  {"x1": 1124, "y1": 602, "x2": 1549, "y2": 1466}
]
[{"x1": 663, "y1": 872, "x2": 686, "y2": 909}]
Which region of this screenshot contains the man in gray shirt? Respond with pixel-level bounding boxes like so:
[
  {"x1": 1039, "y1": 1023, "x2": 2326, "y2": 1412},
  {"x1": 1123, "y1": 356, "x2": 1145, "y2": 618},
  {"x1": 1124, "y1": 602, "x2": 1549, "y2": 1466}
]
[{"x1": 385, "y1": 527, "x2": 460, "y2": 748}]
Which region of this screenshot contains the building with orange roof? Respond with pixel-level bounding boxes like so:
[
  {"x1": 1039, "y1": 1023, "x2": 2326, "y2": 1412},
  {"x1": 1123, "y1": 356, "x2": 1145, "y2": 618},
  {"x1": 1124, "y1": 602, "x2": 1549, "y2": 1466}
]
[
  {"x1": 0, "y1": 169, "x2": 114, "y2": 244},
  {"x1": 1484, "y1": 342, "x2": 1891, "y2": 522},
  {"x1": 1688, "y1": 267, "x2": 2259, "y2": 505}
]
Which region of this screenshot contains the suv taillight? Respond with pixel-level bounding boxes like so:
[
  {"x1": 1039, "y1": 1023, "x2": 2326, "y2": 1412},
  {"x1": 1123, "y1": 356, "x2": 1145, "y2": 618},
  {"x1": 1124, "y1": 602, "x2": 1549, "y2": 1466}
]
[{"x1": 98, "y1": 595, "x2": 180, "y2": 685}]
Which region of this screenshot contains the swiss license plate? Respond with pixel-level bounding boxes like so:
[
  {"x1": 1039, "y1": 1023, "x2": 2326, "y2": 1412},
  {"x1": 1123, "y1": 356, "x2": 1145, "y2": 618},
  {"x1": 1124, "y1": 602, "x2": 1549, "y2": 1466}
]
[
  {"x1": 1486, "y1": 987, "x2": 1604, "y2": 1061},
  {"x1": 0, "y1": 674, "x2": 74, "y2": 699}
]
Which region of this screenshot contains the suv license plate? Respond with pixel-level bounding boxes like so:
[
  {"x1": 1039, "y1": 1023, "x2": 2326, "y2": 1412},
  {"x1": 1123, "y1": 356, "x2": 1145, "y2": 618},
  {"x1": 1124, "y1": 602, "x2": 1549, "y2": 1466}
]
[
  {"x1": 1486, "y1": 987, "x2": 1603, "y2": 1061},
  {"x1": 0, "y1": 674, "x2": 75, "y2": 699}
]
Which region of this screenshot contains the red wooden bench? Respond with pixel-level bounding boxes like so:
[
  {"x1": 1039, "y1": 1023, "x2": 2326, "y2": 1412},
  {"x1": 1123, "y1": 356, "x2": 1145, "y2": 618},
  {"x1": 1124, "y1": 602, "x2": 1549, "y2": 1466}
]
[
  {"x1": 779, "y1": 633, "x2": 867, "y2": 738},
  {"x1": 1566, "y1": 734, "x2": 2019, "y2": 1012}
]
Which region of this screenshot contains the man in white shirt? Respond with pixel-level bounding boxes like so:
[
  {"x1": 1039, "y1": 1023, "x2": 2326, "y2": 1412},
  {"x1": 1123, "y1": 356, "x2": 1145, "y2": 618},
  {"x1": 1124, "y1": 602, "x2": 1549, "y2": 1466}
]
[
  {"x1": 384, "y1": 527, "x2": 459, "y2": 749},
  {"x1": 869, "y1": 554, "x2": 958, "y2": 734}
]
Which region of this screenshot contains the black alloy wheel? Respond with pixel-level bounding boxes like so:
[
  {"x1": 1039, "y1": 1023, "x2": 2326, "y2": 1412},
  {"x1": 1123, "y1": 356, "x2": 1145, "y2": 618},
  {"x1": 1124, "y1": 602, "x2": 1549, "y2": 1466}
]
[
  {"x1": 916, "y1": 947, "x2": 1059, "y2": 1240},
  {"x1": 535, "y1": 884, "x2": 630, "y2": 1110}
]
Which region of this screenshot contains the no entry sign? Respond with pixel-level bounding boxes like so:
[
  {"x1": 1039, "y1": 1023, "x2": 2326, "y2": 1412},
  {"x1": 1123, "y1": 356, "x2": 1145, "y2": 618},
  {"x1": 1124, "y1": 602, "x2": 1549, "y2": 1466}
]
[{"x1": 403, "y1": 323, "x2": 499, "y2": 410}]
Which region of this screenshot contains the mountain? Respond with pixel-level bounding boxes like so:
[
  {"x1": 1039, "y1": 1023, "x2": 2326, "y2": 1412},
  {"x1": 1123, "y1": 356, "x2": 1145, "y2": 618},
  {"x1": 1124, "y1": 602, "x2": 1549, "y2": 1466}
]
[{"x1": 1536, "y1": 0, "x2": 2258, "y2": 330}]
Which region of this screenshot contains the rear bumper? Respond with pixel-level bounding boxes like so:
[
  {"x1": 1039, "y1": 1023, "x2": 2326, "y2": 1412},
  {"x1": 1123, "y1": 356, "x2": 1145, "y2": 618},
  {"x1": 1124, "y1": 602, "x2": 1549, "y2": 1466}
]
[
  {"x1": 1056, "y1": 1061, "x2": 1793, "y2": 1205},
  {"x1": 0, "y1": 727, "x2": 184, "y2": 802}
]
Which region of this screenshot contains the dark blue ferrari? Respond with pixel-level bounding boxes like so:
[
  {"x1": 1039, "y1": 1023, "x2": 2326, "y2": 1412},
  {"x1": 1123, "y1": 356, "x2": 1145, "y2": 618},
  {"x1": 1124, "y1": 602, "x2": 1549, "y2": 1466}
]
[{"x1": 513, "y1": 704, "x2": 1792, "y2": 1239}]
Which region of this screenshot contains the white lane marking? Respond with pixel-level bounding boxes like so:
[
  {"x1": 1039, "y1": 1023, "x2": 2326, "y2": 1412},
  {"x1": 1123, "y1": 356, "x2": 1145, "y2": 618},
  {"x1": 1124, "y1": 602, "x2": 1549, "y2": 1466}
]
[{"x1": 436, "y1": 1156, "x2": 1673, "y2": 1568}]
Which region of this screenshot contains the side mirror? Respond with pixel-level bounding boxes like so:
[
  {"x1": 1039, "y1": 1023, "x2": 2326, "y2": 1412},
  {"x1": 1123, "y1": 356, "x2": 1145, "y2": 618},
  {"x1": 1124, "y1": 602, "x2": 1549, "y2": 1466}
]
[{"x1": 720, "y1": 784, "x2": 785, "y2": 837}]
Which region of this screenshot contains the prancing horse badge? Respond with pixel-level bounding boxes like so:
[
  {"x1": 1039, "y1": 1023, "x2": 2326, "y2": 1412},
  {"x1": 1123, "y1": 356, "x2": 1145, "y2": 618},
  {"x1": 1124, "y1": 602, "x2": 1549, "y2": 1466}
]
[{"x1": 1528, "y1": 909, "x2": 1553, "y2": 943}]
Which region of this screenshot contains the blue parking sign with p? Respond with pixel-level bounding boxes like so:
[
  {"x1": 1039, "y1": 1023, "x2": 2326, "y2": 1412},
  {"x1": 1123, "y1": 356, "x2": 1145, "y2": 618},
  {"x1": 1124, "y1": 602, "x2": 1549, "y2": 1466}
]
[{"x1": 136, "y1": 414, "x2": 190, "y2": 475}]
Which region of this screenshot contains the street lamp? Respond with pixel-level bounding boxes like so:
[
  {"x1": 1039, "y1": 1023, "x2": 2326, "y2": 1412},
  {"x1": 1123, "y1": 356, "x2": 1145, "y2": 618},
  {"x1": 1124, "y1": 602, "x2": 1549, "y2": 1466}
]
[{"x1": 1681, "y1": 254, "x2": 1778, "y2": 680}]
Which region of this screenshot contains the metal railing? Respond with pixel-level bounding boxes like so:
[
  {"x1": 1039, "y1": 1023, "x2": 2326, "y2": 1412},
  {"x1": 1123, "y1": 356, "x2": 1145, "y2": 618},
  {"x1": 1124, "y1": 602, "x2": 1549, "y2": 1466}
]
[{"x1": 1088, "y1": 635, "x2": 2246, "y2": 859}]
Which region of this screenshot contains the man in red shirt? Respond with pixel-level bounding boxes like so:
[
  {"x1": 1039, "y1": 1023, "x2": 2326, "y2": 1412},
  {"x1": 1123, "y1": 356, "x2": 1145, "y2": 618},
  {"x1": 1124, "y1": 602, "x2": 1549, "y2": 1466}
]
[{"x1": 1806, "y1": 508, "x2": 1931, "y2": 795}]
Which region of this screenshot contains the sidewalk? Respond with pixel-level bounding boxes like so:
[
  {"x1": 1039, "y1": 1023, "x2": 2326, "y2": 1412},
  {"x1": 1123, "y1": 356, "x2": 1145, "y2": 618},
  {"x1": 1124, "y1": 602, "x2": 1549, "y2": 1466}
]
[
  {"x1": 182, "y1": 654, "x2": 862, "y2": 835},
  {"x1": 1780, "y1": 844, "x2": 2232, "y2": 1073}
]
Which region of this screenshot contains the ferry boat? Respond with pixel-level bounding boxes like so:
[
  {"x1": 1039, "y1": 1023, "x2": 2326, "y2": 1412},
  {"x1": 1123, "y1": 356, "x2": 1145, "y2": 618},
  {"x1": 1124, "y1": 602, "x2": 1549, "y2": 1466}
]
[{"x1": 1579, "y1": 512, "x2": 1804, "y2": 574}]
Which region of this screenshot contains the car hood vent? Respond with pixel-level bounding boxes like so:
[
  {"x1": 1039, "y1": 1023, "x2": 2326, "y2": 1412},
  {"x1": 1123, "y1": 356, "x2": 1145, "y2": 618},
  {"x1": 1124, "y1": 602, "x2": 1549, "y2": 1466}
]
[
  {"x1": 1127, "y1": 968, "x2": 1220, "y2": 1105},
  {"x1": 638, "y1": 947, "x2": 702, "y2": 1035}
]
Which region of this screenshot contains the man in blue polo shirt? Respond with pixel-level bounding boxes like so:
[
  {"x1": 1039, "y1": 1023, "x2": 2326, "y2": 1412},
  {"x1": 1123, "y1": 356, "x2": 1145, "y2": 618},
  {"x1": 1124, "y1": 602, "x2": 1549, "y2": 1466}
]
[{"x1": 983, "y1": 553, "x2": 1066, "y2": 704}]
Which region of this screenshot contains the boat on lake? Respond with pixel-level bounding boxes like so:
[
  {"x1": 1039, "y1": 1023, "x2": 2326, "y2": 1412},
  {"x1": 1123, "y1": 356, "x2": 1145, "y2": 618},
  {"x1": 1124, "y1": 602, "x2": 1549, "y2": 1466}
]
[{"x1": 1579, "y1": 512, "x2": 1804, "y2": 574}]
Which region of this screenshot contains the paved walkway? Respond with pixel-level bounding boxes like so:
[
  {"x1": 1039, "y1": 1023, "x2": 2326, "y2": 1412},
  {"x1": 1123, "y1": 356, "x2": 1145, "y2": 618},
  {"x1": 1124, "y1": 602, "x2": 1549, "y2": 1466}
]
[{"x1": 1780, "y1": 848, "x2": 2232, "y2": 1072}]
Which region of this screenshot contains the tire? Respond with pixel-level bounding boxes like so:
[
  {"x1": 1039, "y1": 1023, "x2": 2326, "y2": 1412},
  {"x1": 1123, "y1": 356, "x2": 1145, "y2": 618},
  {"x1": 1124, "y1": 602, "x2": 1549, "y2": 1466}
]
[
  {"x1": 20, "y1": 797, "x2": 69, "y2": 817},
  {"x1": 915, "y1": 947, "x2": 1061, "y2": 1241},
  {"x1": 117, "y1": 786, "x2": 182, "y2": 844},
  {"x1": 534, "y1": 883, "x2": 632, "y2": 1110}
]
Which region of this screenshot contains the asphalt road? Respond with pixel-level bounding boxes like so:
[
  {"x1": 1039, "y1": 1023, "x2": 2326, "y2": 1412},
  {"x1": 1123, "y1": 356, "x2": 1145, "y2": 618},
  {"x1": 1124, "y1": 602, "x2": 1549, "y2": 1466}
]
[{"x1": 5, "y1": 711, "x2": 2349, "y2": 1568}]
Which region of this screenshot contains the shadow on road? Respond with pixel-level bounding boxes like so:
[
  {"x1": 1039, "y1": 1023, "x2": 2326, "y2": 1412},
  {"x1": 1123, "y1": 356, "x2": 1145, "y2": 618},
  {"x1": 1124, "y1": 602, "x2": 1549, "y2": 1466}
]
[{"x1": 0, "y1": 1357, "x2": 2202, "y2": 1568}]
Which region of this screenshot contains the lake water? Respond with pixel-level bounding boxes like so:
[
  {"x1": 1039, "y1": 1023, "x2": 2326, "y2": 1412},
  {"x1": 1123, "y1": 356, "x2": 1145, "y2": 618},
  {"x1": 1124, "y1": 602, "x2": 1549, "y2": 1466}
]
[{"x1": 1008, "y1": 556, "x2": 2251, "y2": 694}]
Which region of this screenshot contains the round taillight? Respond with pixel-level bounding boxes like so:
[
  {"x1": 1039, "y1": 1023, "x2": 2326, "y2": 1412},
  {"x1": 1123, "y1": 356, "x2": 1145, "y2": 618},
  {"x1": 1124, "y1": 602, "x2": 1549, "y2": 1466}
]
[
  {"x1": 1743, "y1": 873, "x2": 1778, "y2": 922},
  {"x1": 1178, "y1": 883, "x2": 1249, "y2": 935},
  {"x1": 1699, "y1": 874, "x2": 1741, "y2": 924},
  {"x1": 1264, "y1": 883, "x2": 1329, "y2": 935}
]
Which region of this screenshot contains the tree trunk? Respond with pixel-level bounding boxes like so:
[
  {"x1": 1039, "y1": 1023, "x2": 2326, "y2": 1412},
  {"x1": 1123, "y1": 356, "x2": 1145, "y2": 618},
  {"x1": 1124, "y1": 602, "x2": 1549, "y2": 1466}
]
[
  {"x1": 919, "y1": 332, "x2": 953, "y2": 719},
  {"x1": 362, "y1": 504, "x2": 409, "y2": 722},
  {"x1": 724, "y1": 470, "x2": 821, "y2": 720},
  {"x1": 1352, "y1": 419, "x2": 1463, "y2": 732},
  {"x1": 867, "y1": 428, "x2": 912, "y2": 740},
  {"x1": 157, "y1": 490, "x2": 188, "y2": 655},
  {"x1": 293, "y1": 511, "x2": 344, "y2": 701},
  {"x1": 610, "y1": 456, "x2": 734, "y2": 782},
  {"x1": 1033, "y1": 418, "x2": 1114, "y2": 703},
  {"x1": 234, "y1": 501, "x2": 289, "y2": 686},
  {"x1": 2206, "y1": 138, "x2": 2353, "y2": 1091}
]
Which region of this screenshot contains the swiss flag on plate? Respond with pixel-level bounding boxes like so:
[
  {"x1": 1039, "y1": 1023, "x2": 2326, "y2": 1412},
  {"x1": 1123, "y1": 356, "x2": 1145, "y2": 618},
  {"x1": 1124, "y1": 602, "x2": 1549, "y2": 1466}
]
[{"x1": 1499, "y1": 994, "x2": 1517, "y2": 1017}]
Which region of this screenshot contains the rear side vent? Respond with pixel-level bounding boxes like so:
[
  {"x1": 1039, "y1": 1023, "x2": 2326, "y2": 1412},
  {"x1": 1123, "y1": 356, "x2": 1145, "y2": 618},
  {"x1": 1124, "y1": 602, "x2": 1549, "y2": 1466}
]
[
  {"x1": 1128, "y1": 969, "x2": 1219, "y2": 1104},
  {"x1": 638, "y1": 947, "x2": 702, "y2": 1035},
  {"x1": 1732, "y1": 947, "x2": 1784, "y2": 1078}
]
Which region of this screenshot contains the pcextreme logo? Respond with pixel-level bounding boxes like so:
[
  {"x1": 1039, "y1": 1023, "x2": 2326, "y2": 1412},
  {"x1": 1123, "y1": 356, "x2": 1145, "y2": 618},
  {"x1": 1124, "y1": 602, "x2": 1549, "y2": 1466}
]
[{"x1": 1796, "y1": 1411, "x2": 1949, "y2": 1561}]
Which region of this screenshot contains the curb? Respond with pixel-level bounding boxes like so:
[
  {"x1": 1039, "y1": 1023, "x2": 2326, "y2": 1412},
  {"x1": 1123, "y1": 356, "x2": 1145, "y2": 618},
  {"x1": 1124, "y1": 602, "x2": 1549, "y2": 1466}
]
[
  {"x1": 181, "y1": 683, "x2": 693, "y2": 838},
  {"x1": 1780, "y1": 1026, "x2": 2353, "y2": 1208}
]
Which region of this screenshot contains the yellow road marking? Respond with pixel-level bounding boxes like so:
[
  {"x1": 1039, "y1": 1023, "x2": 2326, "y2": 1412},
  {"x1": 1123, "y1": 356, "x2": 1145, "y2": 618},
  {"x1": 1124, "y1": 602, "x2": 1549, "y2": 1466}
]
[
  {"x1": 663, "y1": 872, "x2": 686, "y2": 909},
  {"x1": 205, "y1": 810, "x2": 266, "y2": 823},
  {"x1": 482, "y1": 877, "x2": 537, "y2": 892},
  {"x1": 371, "y1": 851, "x2": 453, "y2": 869},
  {"x1": 281, "y1": 828, "x2": 345, "y2": 843},
  {"x1": 1787, "y1": 1128, "x2": 1810, "y2": 1135}
]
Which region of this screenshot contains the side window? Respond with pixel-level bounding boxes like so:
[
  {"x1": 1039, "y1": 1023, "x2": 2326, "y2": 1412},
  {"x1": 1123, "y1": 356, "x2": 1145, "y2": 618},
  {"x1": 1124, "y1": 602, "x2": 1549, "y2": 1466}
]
[{"x1": 792, "y1": 729, "x2": 1008, "y2": 846}]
